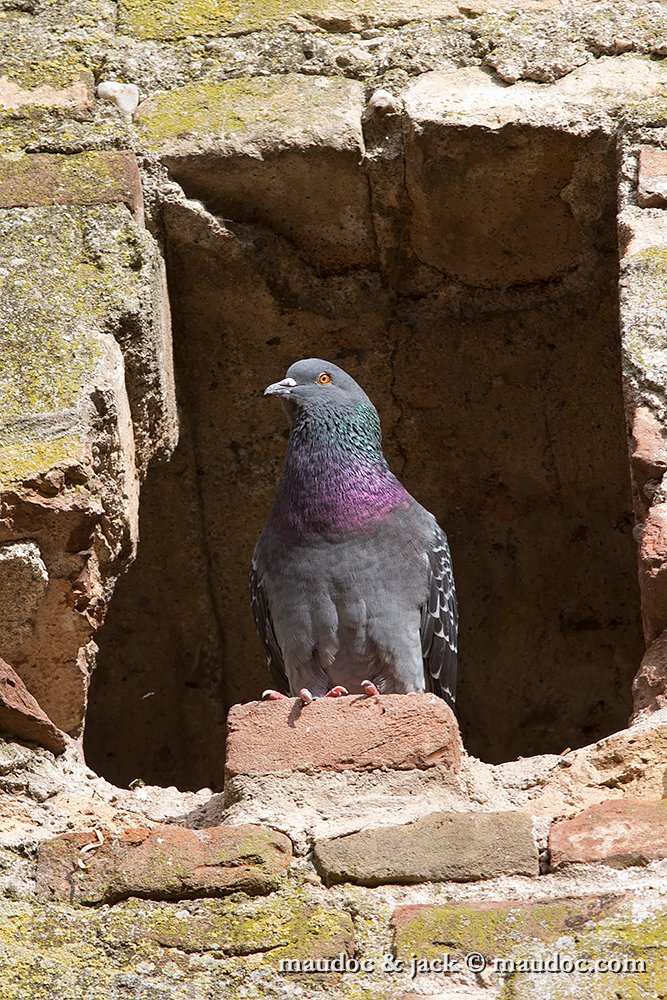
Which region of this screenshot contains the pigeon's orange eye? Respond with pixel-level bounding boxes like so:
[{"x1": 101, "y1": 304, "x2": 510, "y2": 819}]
[{"x1": 318, "y1": 373, "x2": 331, "y2": 384}]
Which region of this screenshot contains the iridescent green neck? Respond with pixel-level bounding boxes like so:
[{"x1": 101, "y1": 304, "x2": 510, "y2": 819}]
[{"x1": 271, "y1": 402, "x2": 410, "y2": 537}]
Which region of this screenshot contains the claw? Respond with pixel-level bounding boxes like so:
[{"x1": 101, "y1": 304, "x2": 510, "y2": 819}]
[
  {"x1": 361, "y1": 679, "x2": 380, "y2": 697},
  {"x1": 299, "y1": 687, "x2": 314, "y2": 704},
  {"x1": 262, "y1": 689, "x2": 288, "y2": 701},
  {"x1": 324, "y1": 685, "x2": 349, "y2": 698}
]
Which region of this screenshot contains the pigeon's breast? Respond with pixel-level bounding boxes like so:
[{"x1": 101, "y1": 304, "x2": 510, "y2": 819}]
[{"x1": 258, "y1": 504, "x2": 433, "y2": 677}]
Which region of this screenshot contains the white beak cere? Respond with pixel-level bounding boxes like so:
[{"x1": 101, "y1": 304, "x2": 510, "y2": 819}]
[{"x1": 264, "y1": 377, "x2": 297, "y2": 397}]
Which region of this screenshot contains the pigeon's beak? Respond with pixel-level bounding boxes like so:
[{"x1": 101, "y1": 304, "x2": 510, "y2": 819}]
[{"x1": 263, "y1": 377, "x2": 297, "y2": 398}]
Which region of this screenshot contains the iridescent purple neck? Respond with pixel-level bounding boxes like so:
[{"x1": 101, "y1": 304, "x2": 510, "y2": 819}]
[{"x1": 269, "y1": 403, "x2": 410, "y2": 538}]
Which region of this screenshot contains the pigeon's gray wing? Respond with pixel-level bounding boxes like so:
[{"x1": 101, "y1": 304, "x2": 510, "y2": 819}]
[
  {"x1": 250, "y1": 556, "x2": 289, "y2": 695},
  {"x1": 420, "y1": 523, "x2": 458, "y2": 711}
]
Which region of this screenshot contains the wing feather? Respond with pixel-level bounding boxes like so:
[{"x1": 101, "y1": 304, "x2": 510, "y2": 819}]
[
  {"x1": 250, "y1": 556, "x2": 289, "y2": 695},
  {"x1": 420, "y1": 523, "x2": 458, "y2": 711}
]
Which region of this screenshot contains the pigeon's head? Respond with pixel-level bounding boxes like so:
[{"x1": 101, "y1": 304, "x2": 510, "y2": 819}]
[{"x1": 263, "y1": 358, "x2": 370, "y2": 419}]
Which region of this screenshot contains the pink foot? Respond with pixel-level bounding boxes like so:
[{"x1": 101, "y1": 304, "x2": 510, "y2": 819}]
[
  {"x1": 299, "y1": 687, "x2": 314, "y2": 704},
  {"x1": 324, "y1": 685, "x2": 349, "y2": 698},
  {"x1": 262, "y1": 689, "x2": 288, "y2": 701},
  {"x1": 361, "y1": 679, "x2": 380, "y2": 697}
]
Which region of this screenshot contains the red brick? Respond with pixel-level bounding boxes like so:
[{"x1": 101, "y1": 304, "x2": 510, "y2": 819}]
[
  {"x1": 225, "y1": 693, "x2": 463, "y2": 779},
  {"x1": 638, "y1": 146, "x2": 667, "y2": 208},
  {"x1": 0, "y1": 656, "x2": 67, "y2": 755},
  {"x1": 37, "y1": 824, "x2": 292, "y2": 904},
  {"x1": 549, "y1": 799, "x2": 667, "y2": 869},
  {"x1": 0, "y1": 151, "x2": 144, "y2": 224}
]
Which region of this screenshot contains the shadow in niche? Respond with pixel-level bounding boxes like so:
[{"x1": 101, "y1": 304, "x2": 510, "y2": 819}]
[
  {"x1": 85, "y1": 122, "x2": 644, "y2": 790},
  {"x1": 84, "y1": 423, "x2": 227, "y2": 792}
]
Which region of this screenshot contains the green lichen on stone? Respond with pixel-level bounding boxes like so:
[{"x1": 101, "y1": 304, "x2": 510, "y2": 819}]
[
  {"x1": 621, "y1": 246, "x2": 667, "y2": 376},
  {"x1": 393, "y1": 898, "x2": 621, "y2": 963},
  {"x1": 0, "y1": 202, "x2": 151, "y2": 425},
  {"x1": 490, "y1": 899, "x2": 667, "y2": 1000},
  {"x1": 119, "y1": 0, "x2": 242, "y2": 40},
  {"x1": 0, "y1": 54, "x2": 92, "y2": 94},
  {"x1": 135, "y1": 72, "x2": 357, "y2": 148},
  {"x1": 0, "y1": 889, "x2": 354, "y2": 997},
  {"x1": 101, "y1": 891, "x2": 353, "y2": 967},
  {"x1": 0, "y1": 434, "x2": 86, "y2": 486},
  {"x1": 119, "y1": 0, "x2": 453, "y2": 40},
  {"x1": 0, "y1": 202, "x2": 155, "y2": 488}
]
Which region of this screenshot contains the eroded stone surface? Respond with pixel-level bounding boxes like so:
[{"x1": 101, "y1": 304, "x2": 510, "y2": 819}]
[
  {"x1": 225, "y1": 694, "x2": 463, "y2": 779},
  {"x1": 37, "y1": 824, "x2": 292, "y2": 904},
  {"x1": 0, "y1": 200, "x2": 176, "y2": 736},
  {"x1": 0, "y1": 542, "x2": 48, "y2": 661},
  {"x1": 314, "y1": 810, "x2": 539, "y2": 886},
  {"x1": 0, "y1": 892, "x2": 356, "y2": 998},
  {"x1": 638, "y1": 145, "x2": 667, "y2": 209},
  {"x1": 632, "y1": 629, "x2": 667, "y2": 721}
]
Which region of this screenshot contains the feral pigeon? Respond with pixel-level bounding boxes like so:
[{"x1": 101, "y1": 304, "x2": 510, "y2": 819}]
[{"x1": 251, "y1": 359, "x2": 458, "y2": 709}]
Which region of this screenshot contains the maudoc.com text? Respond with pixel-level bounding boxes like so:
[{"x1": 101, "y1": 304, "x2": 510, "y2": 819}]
[{"x1": 278, "y1": 952, "x2": 648, "y2": 977}]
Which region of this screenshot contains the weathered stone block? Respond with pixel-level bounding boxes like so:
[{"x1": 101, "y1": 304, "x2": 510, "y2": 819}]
[
  {"x1": 549, "y1": 799, "x2": 667, "y2": 868},
  {"x1": 0, "y1": 151, "x2": 144, "y2": 224},
  {"x1": 631, "y1": 404, "x2": 667, "y2": 513},
  {"x1": 37, "y1": 824, "x2": 292, "y2": 904},
  {"x1": 392, "y1": 895, "x2": 622, "y2": 962},
  {"x1": 313, "y1": 809, "x2": 538, "y2": 886},
  {"x1": 0, "y1": 202, "x2": 176, "y2": 735},
  {"x1": 0, "y1": 541, "x2": 48, "y2": 660},
  {"x1": 638, "y1": 145, "x2": 667, "y2": 208},
  {"x1": 0, "y1": 656, "x2": 68, "y2": 755},
  {"x1": 225, "y1": 694, "x2": 463, "y2": 779},
  {"x1": 102, "y1": 894, "x2": 355, "y2": 966}
]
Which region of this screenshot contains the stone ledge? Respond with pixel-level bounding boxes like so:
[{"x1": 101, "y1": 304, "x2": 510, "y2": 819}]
[
  {"x1": 0, "y1": 151, "x2": 144, "y2": 224},
  {"x1": 36, "y1": 824, "x2": 292, "y2": 904},
  {"x1": 313, "y1": 809, "x2": 538, "y2": 886},
  {"x1": 549, "y1": 799, "x2": 667, "y2": 869},
  {"x1": 225, "y1": 693, "x2": 463, "y2": 779}
]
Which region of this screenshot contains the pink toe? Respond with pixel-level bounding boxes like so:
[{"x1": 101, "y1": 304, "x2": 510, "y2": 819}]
[
  {"x1": 262, "y1": 689, "x2": 288, "y2": 701},
  {"x1": 361, "y1": 680, "x2": 380, "y2": 697},
  {"x1": 299, "y1": 687, "x2": 314, "y2": 704},
  {"x1": 325, "y1": 686, "x2": 349, "y2": 698}
]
